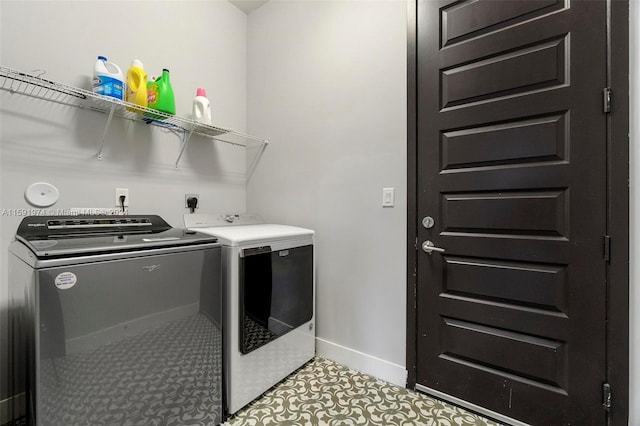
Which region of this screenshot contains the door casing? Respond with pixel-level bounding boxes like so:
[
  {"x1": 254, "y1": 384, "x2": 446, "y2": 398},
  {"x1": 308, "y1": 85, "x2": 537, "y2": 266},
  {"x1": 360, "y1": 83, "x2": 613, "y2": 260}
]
[{"x1": 405, "y1": 0, "x2": 630, "y2": 424}]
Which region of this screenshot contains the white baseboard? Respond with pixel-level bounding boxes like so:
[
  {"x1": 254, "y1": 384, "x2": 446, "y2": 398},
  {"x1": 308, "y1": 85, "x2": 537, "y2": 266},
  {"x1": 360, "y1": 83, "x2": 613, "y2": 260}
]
[
  {"x1": 416, "y1": 384, "x2": 531, "y2": 426},
  {"x1": 315, "y1": 337, "x2": 407, "y2": 387},
  {"x1": 0, "y1": 393, "x2": 25, "y2": 424}
]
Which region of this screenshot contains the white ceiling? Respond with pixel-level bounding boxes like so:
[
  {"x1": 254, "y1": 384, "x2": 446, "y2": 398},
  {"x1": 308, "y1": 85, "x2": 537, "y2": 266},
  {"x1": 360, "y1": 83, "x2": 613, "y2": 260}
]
[{"x1": 229, "y1": 0, "x2": 269, "y2": 14}]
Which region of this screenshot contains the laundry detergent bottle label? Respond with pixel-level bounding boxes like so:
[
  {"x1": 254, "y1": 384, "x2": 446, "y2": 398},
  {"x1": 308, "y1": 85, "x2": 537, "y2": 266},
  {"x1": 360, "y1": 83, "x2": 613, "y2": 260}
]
[
  {"x1": 95, "y1": 75, "x2": 124, "y2": 99},
  {"x1": 145, "y1": 68, "x2": 176, "y2": 119},
  {"x1": 147, "y1": 84, "x2": 159, "y2": 106}
]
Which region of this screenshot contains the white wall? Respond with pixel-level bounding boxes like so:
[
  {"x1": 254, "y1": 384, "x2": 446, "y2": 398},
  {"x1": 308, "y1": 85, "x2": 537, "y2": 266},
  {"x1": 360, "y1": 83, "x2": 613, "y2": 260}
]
[
  {"x1": 246, "y1": 0, "x2": 408, "y2": 384},
  {"x1": 629, "y1": 1, "x2": 639, "y2": 424},
  {"x1": 0, "y1": 0, "x2": 248, "y2": 409}
]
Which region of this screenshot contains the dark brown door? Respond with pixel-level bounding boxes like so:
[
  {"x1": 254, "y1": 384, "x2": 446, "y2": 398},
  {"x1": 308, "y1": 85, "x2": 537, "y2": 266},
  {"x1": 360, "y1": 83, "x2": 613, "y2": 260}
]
[{"x1": 416, "y1": 1, "x2": 608, "y2": 424}]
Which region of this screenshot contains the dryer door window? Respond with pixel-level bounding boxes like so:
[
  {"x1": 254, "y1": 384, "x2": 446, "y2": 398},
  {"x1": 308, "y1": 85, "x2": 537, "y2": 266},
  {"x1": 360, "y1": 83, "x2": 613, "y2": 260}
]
[{"x1": 239, "y1": 244, "x2": 313, "y2": 354}]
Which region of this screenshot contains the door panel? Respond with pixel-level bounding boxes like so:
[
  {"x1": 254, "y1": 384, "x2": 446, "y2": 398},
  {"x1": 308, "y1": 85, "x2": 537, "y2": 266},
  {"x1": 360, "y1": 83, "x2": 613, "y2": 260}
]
[
  {"x1": 416, "y1": 0, "x2": 607, "y2": 424},
  {"x1": 441, "y1": 113, "x2": 568, "y2": 170},
  {"x1": 441, "y1": 37, "x2": 568, "y2": 109},
  {"x1": 440, "y1": 0, "x2": 564, "y2": 47},
  {"x1": 443, "y1": 257, "x2": 567, "y2": 311}
]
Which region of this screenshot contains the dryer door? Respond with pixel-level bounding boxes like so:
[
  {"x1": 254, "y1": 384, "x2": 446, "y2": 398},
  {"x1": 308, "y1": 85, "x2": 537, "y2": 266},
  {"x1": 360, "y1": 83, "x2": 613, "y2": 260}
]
[{"x1": 240, "y1": 244, "x2": 313, "y2": 354}]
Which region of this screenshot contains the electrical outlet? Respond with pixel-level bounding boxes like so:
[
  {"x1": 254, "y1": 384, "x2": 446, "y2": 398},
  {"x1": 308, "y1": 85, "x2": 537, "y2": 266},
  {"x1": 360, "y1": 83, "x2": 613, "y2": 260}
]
[
  {"x1": 185, "y1": 193, "x2": 199, "y2": 209},
  {"x1": 115, "y1": 188, "x2": 129, "y2": 207}
]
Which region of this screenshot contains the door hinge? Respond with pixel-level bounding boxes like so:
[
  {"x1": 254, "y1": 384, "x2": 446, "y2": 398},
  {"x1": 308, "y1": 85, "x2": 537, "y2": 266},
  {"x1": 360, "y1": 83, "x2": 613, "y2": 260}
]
[
  {"x1": 603, "y1": 87, "x2": 612, "y2": 113},
  {"x1": 603, "y1": 383, "x2": 612, "y2": 411},
  {"x1": 604, "y1": 235, "x2": 611, "y2": 263}
]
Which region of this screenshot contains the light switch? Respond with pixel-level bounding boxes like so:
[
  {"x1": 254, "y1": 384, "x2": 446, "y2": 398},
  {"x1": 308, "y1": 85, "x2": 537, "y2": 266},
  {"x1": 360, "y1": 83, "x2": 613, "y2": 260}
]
[{"x1": 382, "y1": 187, "x2": 395, "y2": 207}]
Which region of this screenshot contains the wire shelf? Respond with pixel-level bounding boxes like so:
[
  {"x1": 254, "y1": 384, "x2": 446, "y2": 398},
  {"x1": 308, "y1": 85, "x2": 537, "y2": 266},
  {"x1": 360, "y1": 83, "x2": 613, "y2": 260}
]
[{"x1": 0, "y1": 65, "x2": 269, "y2": 167}]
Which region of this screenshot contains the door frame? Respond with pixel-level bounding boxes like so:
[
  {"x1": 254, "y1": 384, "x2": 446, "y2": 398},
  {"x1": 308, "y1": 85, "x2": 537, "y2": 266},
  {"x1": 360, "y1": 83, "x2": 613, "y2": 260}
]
[{"x1": 405, "y1": 1, "x2": 630, "y2": 424}]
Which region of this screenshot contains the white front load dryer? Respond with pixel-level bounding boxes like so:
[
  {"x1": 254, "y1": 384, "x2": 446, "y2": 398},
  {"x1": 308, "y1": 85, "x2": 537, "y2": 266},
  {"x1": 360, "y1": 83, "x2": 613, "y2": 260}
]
[{"x1": 184, "y1": 213, "x2": 315, "y2": 415}]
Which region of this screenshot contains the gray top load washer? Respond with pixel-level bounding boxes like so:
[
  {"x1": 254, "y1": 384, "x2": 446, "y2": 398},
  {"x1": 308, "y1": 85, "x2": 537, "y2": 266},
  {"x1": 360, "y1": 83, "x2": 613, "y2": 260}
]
[{"x1": 9, "y1": 215, "x2": 224, "y2": 426}]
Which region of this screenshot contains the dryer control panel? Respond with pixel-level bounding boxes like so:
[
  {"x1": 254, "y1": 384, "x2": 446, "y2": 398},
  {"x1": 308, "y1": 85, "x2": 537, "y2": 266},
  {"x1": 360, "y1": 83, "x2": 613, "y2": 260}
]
[{"x1": 185, "y1": 213, "x2": 264, "y2": 228}]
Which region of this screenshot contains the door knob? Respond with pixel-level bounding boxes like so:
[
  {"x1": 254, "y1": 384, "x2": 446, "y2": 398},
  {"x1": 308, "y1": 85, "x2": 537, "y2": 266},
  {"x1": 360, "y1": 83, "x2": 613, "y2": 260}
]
[{"x1": 422, "y1": 240, "x2": 445, "y2": 255}]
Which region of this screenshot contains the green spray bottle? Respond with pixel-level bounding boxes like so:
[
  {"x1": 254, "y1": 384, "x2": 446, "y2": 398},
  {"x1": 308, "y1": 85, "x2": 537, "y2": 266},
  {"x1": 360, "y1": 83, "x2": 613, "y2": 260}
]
[{"x1": 146, "y1": 68, "x2": 176, "y2": 119}]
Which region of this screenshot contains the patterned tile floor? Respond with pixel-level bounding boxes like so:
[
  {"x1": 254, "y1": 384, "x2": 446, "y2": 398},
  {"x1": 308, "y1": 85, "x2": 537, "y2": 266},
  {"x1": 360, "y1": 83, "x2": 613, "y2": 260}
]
[{"x1": 226, "y1": 357, "x2": 502, "y2": 426}]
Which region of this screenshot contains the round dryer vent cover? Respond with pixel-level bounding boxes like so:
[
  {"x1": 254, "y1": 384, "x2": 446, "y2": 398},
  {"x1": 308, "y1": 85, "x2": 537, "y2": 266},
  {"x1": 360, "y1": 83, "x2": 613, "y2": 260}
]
[{"x1": 25, "y1": 182, "x2": 59, "y2": 207}]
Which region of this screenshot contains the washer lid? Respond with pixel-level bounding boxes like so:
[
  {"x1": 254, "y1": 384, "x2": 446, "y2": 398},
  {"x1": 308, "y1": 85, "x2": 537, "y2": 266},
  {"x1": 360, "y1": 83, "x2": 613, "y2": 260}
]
[{"x1": 190, "y1": 224, "x2": 314, "y2": 246}]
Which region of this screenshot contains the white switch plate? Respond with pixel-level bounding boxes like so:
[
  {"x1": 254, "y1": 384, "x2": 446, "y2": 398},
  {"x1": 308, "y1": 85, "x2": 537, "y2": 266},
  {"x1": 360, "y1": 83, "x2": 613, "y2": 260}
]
[
  {"x1": 115, "y1": 188, "x2": 129, "y2": 207},
  {"x1": 382, "y1": 187, "x2": 395, "y2": 207}
]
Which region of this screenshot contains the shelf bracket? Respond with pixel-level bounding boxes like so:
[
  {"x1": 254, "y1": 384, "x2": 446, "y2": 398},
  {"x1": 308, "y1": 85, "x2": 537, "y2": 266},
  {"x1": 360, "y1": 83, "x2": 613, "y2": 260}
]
[
  {"x1": 247, "y1": 139, "x2": 270, "y2": 181},
  {"x1": 96, "y1": 105, "x2": 116, "y2": 160},
  {"x1": 175, "y1": 126, "x2": 196, "y2": 168}
]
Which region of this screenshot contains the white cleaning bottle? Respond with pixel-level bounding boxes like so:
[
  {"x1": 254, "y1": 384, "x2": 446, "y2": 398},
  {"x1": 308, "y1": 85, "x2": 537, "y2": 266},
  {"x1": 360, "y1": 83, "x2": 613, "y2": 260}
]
[
  {"x1": 192, "y1": 88, "x2": 212, "y2": 125},
  {"x1": 93, "y1": 56, "x2": 124, "y2": 100}
]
